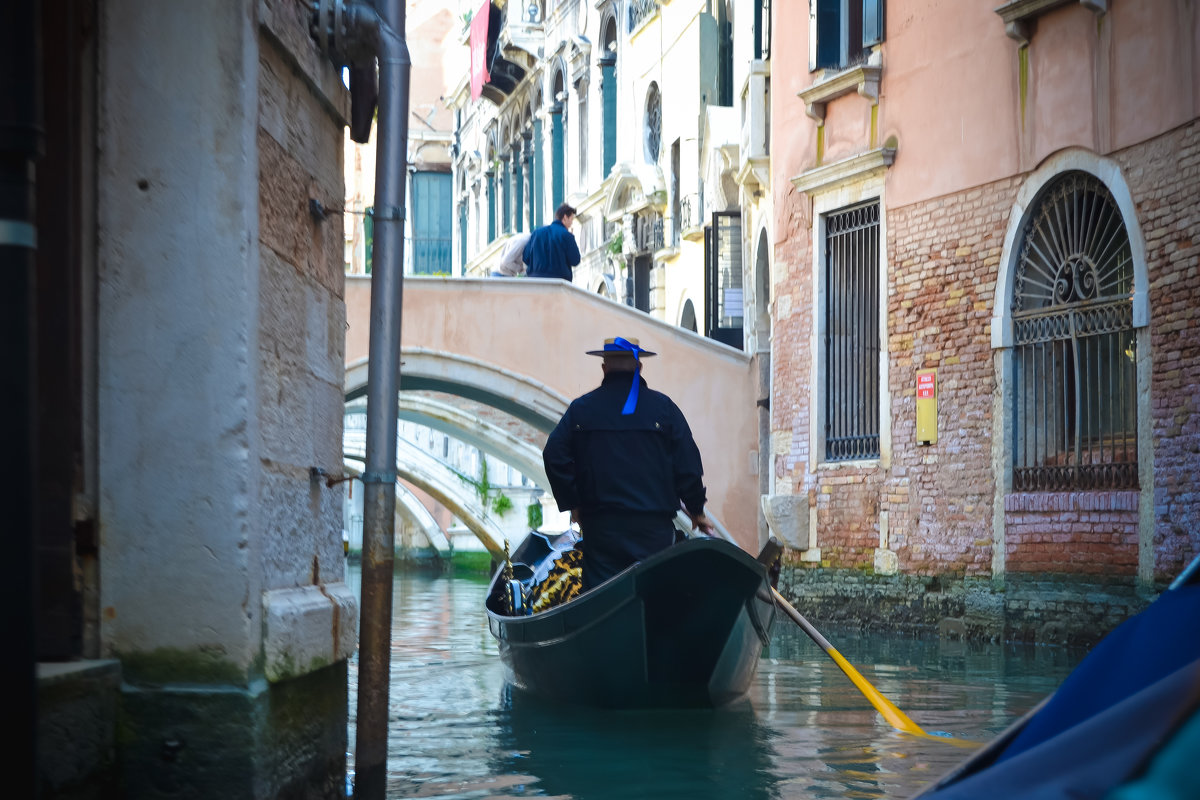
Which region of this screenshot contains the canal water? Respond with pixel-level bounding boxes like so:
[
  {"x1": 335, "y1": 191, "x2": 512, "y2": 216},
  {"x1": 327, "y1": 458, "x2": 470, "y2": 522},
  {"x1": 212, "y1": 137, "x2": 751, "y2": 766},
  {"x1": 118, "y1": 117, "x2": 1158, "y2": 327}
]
[{"x1": 343, "y1": 566, "x2": 1086, "y2": 799}]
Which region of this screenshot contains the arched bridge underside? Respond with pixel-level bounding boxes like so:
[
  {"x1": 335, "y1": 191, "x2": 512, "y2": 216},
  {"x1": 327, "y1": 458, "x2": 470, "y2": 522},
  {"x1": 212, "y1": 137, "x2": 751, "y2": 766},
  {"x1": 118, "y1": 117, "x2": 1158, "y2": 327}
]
[{"x1": 344, "y1": 276, "x2": 760, "y2": 552}]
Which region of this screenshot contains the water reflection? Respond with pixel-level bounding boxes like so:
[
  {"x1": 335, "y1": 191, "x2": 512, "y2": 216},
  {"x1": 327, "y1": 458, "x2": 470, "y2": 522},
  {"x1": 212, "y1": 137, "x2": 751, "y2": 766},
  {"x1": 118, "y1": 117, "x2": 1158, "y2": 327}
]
[
  {"x1": 492, "y1": 690, "x2": 780, "y2": 800},
  {"x1": 344, "y1": 568, "x2": 1084, "y2": 799}
]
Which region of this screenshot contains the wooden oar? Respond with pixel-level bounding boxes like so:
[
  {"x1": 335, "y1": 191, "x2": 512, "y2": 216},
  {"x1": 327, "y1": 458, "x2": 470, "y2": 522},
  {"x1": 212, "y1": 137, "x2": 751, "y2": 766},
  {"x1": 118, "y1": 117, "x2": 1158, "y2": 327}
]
[
  {"x1": 679, "y1": 512, "x2": 975, "y2": 742},
  {"x1": 769, "y1": 585, "x2": 927, "y2": 736}
]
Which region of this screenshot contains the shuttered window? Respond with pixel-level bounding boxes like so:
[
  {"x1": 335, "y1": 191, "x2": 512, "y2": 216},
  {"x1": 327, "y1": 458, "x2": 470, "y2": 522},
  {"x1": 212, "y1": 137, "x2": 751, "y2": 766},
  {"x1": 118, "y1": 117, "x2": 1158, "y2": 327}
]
[{"x1": 811, "y1": 0, "x2": 885, "y2": 72}]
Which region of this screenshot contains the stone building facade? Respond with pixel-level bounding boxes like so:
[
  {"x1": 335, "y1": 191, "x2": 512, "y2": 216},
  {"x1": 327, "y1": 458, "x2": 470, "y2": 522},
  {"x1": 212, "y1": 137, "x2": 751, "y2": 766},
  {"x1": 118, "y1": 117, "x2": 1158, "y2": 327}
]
[
  {"x1": 770, "y1": 0, "x2": 1200, "y2": 644},
  {"x1": 449, "y1": 0, "x2": 774, "y2": 358},
  {"x1": 32, "y1": 1, "x2": 355, "y2": 795}
]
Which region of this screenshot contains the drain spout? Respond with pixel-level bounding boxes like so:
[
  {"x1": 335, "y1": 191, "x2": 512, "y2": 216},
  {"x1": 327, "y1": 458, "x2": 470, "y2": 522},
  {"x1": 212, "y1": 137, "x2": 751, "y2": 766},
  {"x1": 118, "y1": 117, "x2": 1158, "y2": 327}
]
[{"x1": 310, "y1": 2, "x2": 410, "y2": 797}]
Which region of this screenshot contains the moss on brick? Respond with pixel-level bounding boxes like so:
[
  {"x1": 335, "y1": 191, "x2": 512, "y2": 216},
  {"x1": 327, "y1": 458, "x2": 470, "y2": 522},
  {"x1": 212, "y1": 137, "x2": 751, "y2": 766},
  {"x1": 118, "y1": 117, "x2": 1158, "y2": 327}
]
[
  {"x1": 449, "y1": 550, "x2": 495, "y2": 575},
  {"x1": 116, "y1": 645, "x2": 247, "y2": 687}
]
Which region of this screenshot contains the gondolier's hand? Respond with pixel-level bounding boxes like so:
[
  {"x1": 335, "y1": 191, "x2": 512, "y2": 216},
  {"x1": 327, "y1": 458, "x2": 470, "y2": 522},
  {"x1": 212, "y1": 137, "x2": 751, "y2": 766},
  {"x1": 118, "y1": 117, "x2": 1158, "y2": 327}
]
[{"x1": 687, "y1": 510, "x2": 715, "y2": 537}]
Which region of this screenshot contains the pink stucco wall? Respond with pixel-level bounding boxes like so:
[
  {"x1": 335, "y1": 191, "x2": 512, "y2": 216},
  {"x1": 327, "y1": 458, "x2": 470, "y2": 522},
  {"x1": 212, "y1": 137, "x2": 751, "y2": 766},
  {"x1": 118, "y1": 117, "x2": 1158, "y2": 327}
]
[{"x1": 776, "y1": 1, "x2": 1199, "y2": 211}]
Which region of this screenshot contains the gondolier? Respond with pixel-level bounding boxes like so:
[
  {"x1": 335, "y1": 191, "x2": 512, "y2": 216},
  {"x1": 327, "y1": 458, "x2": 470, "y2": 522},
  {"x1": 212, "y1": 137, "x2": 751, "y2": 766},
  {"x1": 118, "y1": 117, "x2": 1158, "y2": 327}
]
[{"x1": 542, "y1": 337, "x2": 714, "y2": 591}]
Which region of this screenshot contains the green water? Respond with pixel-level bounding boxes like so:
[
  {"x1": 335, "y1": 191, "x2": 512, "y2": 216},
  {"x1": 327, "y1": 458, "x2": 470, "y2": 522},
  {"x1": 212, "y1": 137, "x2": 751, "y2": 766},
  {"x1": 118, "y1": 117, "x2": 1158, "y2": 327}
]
[{"x1": 344, "y1": 568, "x2": 1085, "y2": 799}]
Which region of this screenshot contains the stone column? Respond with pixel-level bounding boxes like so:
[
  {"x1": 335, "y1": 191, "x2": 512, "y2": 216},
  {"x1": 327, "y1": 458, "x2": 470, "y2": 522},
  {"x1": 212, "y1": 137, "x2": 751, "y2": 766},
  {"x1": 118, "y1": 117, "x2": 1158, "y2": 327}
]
[{"x1": 96, "y1": 2, "x2": 354, "y2": 795}]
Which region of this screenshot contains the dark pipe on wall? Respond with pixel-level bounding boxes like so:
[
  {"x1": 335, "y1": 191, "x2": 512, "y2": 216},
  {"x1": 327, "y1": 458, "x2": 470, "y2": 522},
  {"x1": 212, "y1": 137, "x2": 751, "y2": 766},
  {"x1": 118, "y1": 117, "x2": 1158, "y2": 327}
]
[{"x1": 0, "y1": 0, "x2": 43, "y2": 796}]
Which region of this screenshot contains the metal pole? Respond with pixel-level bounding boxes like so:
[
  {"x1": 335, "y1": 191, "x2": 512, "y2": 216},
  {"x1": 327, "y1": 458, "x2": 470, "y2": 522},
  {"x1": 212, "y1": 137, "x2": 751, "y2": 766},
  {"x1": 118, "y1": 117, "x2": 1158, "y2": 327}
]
[{"x1": 355, "y1": 0, "x2": 410, "y2": 797}]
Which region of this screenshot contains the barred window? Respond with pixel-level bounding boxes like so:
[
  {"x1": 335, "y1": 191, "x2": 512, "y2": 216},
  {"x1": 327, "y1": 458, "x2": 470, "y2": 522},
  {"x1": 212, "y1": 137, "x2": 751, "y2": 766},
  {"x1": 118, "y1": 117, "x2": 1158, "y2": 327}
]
[
  {"x1": 824, "y1": 201, "x2": 880, "y2": 461},
  {"x1": 1011, "y1": 171, "x2": 1137, "y2": 491}
]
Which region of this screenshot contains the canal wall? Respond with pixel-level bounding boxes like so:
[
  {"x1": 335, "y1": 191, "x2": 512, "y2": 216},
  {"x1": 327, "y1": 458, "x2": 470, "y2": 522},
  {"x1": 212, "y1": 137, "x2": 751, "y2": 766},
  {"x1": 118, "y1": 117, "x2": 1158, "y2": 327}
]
[
  {"x1": 777, "y1": 560, "x2": 1159, "y2": 648},
  {"x1": 90, "y1": 2, "x2": 354, "y2": 796}
]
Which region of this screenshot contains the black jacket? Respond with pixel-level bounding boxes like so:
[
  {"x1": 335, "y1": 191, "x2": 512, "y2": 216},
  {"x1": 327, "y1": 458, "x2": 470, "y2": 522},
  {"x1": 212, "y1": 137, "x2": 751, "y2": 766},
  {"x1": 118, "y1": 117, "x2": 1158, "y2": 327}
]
[{"x1": 543, "y1": 371, "x2": 707, "y2": 517}]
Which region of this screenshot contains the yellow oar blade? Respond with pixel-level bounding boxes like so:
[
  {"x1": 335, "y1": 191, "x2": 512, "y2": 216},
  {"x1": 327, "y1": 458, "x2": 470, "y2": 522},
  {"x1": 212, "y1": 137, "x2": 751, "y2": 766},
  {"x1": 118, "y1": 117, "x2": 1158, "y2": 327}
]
[{"x1": 826, "y1": 647, "x2": 926, "y2": 735}]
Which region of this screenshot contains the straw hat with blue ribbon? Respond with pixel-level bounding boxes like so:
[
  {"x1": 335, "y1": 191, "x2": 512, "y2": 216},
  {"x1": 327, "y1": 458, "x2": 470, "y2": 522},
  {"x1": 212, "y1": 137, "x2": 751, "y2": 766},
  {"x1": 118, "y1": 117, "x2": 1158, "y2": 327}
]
[{"x1": 586, "y1": 337, "x2": 656, "y2": 415}]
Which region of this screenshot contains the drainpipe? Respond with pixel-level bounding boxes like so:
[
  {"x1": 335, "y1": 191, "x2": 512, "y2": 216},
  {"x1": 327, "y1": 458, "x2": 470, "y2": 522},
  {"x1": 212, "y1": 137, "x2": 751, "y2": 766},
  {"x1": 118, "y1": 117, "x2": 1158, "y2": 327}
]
[
  {"x1": 310, "y1": 3, "x2": 410, "y2": 798},
  {"x1": 1, "y1": 1, "x2": 41, "y2": 797}
]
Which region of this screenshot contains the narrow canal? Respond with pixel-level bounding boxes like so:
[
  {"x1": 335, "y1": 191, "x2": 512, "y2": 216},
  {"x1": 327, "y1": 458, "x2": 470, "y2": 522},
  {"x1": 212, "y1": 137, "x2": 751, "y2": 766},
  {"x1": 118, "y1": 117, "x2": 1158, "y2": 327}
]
[{"x1": 343, "y1": 565, "x2": 1085, "y2": 799}]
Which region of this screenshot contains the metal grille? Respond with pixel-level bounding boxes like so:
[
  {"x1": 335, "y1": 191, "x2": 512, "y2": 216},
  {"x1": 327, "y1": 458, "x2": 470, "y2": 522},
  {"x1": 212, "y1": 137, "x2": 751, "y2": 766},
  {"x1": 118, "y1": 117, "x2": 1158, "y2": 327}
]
[
  {"x1": 824, "y1": 201, "x2": 880, "y2": 461},
  {"x1": 1011, "y1": 171, "x2": 1137, "y2": 490},
  {"x1": 706, "y1": 211, "x2": 744, "y2": 349}
]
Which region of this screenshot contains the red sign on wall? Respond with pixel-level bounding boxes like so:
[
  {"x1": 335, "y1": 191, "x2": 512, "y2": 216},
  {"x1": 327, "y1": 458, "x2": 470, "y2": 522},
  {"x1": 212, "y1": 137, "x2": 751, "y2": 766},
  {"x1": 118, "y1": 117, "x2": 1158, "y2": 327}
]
[{"x1": 917, "y1": 370, "x2": 936, "y2": 399}]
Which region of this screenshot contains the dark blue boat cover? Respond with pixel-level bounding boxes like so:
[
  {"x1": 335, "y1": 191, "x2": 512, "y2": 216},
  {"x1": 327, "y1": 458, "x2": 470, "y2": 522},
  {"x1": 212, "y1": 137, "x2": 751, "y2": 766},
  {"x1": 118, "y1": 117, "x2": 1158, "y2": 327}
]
[{"x1": 918, "y1": 581, "x2": 1200, "y2": 799}]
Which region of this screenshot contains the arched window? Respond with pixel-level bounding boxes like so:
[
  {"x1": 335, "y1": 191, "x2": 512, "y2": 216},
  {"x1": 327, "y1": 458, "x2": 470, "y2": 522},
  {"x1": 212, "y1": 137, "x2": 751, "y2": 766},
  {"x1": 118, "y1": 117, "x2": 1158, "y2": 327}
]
[
  {"x1": 1011, "y1": 171, "x2": 1137, "y2": 491},
  {"x1": 644, "y1": 82, "x2": 661, "y2": 164},
  {"x1": 680, "y1": 299, "x2": 698, "y2": 333}
]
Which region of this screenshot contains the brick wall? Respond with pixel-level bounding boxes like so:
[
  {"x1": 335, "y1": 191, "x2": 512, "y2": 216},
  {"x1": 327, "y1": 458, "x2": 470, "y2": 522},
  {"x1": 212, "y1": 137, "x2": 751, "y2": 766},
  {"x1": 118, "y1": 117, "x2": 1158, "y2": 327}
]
[
  {"x1": 1119, "y1": 121, "x2": 1200, "y2": 580},
  {"x1": 1004, "y1": 492, "x2": 1140, "y2": 574},
  {"x1": 771, "y1": 121, "x2": 1200, "y2": 596},
  {"x1": 884, "y1": 179, "x2": 1019, "y2": 576}
]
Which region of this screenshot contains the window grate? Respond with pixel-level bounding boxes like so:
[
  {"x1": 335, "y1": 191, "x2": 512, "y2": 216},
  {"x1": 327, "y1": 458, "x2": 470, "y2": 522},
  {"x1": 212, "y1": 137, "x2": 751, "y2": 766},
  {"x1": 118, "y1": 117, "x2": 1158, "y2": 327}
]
[
  {"x1": 1011, "y1": 172, "x2": 1137, "y2": 491},
  {"x1": 824, "y1": 201, "x2": 880, "y2": 461}
]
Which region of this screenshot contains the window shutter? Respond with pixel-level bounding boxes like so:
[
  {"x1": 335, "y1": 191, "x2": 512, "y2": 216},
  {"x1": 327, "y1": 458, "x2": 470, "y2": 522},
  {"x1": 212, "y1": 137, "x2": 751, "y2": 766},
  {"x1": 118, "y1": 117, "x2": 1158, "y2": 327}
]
[
  {"x1": 808, "y1": 0, "x2": 817, "y2": 72},
  {"x1": 862, "y1": 0, "x2": 884, "y2": 48},
  {"x1": 815, "y1": 0, "x2": 842, "y2": 70}
]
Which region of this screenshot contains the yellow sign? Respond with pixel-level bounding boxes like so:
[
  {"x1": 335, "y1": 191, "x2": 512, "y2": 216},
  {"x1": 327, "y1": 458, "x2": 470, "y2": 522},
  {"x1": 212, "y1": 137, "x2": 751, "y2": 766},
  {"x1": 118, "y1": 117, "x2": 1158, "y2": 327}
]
[{"x1": 916, "y1": 369, "x2": 937, "y2": 445}]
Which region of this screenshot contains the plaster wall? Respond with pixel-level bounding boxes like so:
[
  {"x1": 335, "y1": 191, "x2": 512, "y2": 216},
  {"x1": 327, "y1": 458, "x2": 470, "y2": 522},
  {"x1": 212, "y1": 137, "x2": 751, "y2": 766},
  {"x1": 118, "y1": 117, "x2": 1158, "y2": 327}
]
[
  {"x1": 95, "y1": 0, "x2": 355, "y2": 794},
  {"x1": 870, "y1": 1, "x2": 1198, "y2": 209}
]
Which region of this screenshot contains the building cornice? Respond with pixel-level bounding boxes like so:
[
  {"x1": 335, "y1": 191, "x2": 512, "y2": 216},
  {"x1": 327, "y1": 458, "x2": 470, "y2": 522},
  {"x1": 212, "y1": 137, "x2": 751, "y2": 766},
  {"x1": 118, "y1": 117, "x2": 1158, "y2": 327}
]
[
  {"x1": 790, "y1": 145, "x2": 896, "y2": 196},
  {"x1": 994, "y1": 0, "x2": 1108, "y2": 46},
  {"x1": 798, "y1": 64, "x2": 881, "y2": 123}
]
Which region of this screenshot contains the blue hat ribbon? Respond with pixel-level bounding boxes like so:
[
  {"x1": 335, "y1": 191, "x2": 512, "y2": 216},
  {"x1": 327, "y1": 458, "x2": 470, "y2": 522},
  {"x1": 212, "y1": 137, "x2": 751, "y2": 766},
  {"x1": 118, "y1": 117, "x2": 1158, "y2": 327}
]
[{"x1": 607, "y1": 337, "x2": 643, "y2": 415}]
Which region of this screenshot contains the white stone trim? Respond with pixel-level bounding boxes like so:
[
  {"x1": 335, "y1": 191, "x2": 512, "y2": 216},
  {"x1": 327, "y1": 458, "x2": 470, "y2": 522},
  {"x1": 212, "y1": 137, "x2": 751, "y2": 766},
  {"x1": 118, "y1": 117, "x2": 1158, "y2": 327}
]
[
  {"x1": 262, "y1": 583, "x2": 357, "y2": 683},
  {"x1": 990, "y1": 148, "x2": 1150, "y2": 349},
  {"x1": 807, "y1": 177, "x2": 892, "y2": 472},
  {"x1": 995, "y1": 0, "x2": 1108, "y2": 47},
  {"x1": 790, "y1": 146, "x2": 896, "y2": 196},
  {"x1": 798, "y1": 64, "x2": 882, "y2": 122},
  {"x1": 989, "y1": 147, "x2": 1154, "y2": 585}
]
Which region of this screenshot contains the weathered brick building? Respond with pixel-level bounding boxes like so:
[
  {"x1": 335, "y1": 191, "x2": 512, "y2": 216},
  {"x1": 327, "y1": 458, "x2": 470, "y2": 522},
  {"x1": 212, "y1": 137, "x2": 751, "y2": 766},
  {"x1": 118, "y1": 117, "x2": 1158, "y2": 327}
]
[{"x1": 770, "y1": 1, "x2": 1199, "y2": 644}]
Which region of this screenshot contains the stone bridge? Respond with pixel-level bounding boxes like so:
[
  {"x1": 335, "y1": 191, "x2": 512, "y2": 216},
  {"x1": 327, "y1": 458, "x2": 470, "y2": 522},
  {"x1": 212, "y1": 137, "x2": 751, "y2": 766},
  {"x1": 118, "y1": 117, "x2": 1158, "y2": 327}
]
[{"x1": 344, "y1": 275, "x2": 760, "y2": 553}]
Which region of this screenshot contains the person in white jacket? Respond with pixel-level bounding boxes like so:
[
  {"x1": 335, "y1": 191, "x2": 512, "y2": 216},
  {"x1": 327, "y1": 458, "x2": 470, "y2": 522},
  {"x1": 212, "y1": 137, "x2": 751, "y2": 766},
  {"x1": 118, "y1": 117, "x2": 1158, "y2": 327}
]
[{"x1": 492, "y1": 232, "x2": 531, "y2": 277}]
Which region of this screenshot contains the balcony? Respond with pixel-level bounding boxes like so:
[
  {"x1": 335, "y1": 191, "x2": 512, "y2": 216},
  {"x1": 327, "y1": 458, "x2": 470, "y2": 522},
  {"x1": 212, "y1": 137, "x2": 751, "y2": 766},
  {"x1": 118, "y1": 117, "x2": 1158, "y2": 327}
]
[
  {"x1": 799, "y1": 63, "x2": 881, "y2": 123},
  {"x1": 736, "y1": 59, "x2": 770, "y2": 191},
  {"x1": 680, "y1": 192, "x2": 704, "y2": 242}
]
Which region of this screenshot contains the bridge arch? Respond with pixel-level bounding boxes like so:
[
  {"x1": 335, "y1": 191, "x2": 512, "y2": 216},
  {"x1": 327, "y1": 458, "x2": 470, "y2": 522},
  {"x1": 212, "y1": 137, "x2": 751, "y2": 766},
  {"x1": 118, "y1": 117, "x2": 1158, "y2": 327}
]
[
  {"x1": 346, "y1": 349, "x2": 568, "y2": 432},
  {"x1": 341, "y1": 459, "x2": 450, "y2": 554},
  {"x1": 344, "y1": 276, "x2": 761, "y2": 551},
  {"x1": 346, "y1": 392, "x2": 553, "y2": 553},
  {"x1": 344, "y1": 431, "x2": 508, "y2": 554}
]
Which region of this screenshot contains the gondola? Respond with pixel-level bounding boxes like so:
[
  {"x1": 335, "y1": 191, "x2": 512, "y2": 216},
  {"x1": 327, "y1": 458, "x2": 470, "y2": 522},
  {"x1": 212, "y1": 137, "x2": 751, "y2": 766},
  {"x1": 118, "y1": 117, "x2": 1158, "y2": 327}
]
[{"x1": 485, "y1": 527, "x2": 777, "y2": 709}]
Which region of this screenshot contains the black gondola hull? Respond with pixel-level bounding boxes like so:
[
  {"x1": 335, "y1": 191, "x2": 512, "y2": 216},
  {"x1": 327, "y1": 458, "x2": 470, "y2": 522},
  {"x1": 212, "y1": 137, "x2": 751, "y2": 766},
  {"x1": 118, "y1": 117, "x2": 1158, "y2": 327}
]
[{"x1": 486, "y1": 537, "x2": 775, "y2": 709}]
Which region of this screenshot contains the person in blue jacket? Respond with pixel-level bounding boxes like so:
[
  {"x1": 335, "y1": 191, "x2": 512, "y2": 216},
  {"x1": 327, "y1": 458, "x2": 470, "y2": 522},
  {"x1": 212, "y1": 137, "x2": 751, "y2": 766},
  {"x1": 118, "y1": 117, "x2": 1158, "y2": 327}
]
[
  {"x1": 542, "y1": 337, "x2": 714, "y2": 591},
  {"x1": 523, "y1": 203, "x2": 581, "y2": 280}
]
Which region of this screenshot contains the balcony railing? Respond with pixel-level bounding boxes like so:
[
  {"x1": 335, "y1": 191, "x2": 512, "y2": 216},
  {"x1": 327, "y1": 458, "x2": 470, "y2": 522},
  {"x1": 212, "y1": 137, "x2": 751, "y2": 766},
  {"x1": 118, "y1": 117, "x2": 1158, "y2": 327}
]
[{"x1": 627, "y1": 0, "x2": 659, "y2": 34}]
